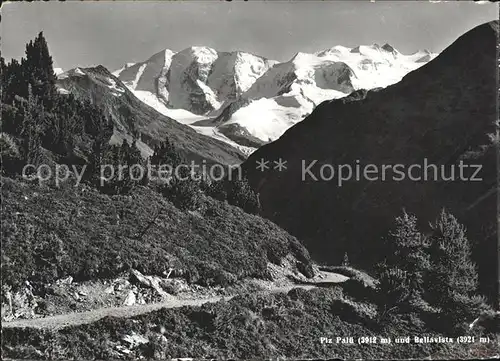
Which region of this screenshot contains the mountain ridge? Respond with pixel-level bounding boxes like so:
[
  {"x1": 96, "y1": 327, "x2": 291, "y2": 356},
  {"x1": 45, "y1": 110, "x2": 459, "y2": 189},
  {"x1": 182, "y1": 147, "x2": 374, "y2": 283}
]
[
  {"x1": 115, "y1": 44, "x2": 436, "y2": 151},
  {"x1": 242, "y1": 20, "x2": 499, "y2": 300},
  {"x1": 56, "y1": 65, "x2": 246, "y2": 165}
]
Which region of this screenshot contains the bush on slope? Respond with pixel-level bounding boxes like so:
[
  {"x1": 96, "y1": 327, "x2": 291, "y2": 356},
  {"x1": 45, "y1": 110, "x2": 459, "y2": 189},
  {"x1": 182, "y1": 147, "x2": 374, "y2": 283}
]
[
  {"x1": 1, "y1": 176, "x2": 312, "y2": 290},
  {"x1": 4, "y1": 287, "x2": 496, "y2": 360}
]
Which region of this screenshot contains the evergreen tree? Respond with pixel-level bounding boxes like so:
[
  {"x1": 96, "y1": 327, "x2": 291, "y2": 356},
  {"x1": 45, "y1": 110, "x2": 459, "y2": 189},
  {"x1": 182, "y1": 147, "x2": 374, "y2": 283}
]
[
  {"x1": 342, "y1": 252, "x2": 350, "y2": 267},
  {"x1": 204, "y1": 175, "x2": 261, "y2": 214},
  {"x1": 151, "y1": 138, "x2": 183, "y2": 169},
  {"x1": 378, "y1": 266, "x2": 411, "y2": 314},
  {"x1": 129, "y1": 139, "x2": 142, "y2": 164},
  {"x1": 422, "y1": 210, "x2": 492, "y2": 333},
  {"x1": 226, "y1": 177, "x2": 261, "y2": 214},
  {"x1": 127, "y1": 138, "x2": 144, "y2": 181},
  {"x1": 23, "y1": 32, "x2": 57, "y2": 106},
  {"x1": 162, "y1": 176, "x2": 200, "y2": 211},
  {"x1": 85, "y1": 115, "x2": 114, "y2": 188},
  {"x1": 141, "y1": 156, "x2": 151, "y2": 186},
  {"x1": 425, "y1": 211, "x2": 483, "y2": 315},
  {"x1": 2, "y1": 32, "x2": 117, "y2": 179},
  {"x1": 87, "y1": 138, "x2": 104, "y2": 186},
  {"x1": 1, "y1": 58, "x2": 27, "y2": 105},
  {"x1": 1, "y1": 99, "x2": 24, "y2": 136},
  {"x1": 20, "y1": 85, "x2": 43, "y2": 169},
  {"x1": 376, "y1": 211, "x2": 430, "y2": 308}
]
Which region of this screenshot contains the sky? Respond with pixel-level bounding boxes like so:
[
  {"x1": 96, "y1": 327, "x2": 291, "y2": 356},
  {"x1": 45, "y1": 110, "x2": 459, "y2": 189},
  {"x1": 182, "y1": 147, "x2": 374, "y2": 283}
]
[{"x1": 1, "y1": 1, "x2": 498, "y2": 72}]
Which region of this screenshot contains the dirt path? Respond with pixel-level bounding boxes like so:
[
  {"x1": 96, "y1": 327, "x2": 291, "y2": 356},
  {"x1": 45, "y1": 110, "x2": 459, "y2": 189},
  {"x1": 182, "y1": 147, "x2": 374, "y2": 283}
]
[{"x1": 2, "y1": 272, "x2": 347, "y2": 330}]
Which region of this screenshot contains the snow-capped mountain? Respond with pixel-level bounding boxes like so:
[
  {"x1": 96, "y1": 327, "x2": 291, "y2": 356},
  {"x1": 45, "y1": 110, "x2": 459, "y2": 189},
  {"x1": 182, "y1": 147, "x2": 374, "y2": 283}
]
[
  {"x1": 116, "y1": 44, "x2": 436, "y2": 150},
  {"x1": 54, "y1": 67, "x2": 64, "y2": 76},
  {"x1": 116, "y1": 47, "x2": 276, "y2": 114},
  {"x1": 55, "y1": 65, "x2": 247, "y2": 164}
]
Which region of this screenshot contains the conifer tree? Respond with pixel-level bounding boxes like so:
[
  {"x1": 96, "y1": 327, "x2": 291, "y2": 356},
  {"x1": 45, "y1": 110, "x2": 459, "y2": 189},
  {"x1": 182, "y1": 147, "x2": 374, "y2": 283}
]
[
  {"x1": 151, "y1": 138, "x2": 183, "y2": 169},
  {"x1": 426, "y1": 210, "x2": 480, "y2": 307},
  {"x1": 377, "y1": 211, "x2": 430, "y2": 309},
  {"x1": 86, "y1": 115, "x2": 114, "y2": 187},
  {"x1": 423, "y1": 210, "x2": 490, "y2": 333},
  {"x1": 20, "y1": 85, "x2": 43, "y2": 169},
  {"x1": 128, "y1": 138, "x2": 143, "y2": 166},
  {"x1": 24, "y1": 32, "x2": 57, "y2": 106},
  {"x1": 342, "y1": 252, "x2": 350, "y2": 267},
  {"x1": 1, "y1": 58, "x2": 27, "y2": 105}
]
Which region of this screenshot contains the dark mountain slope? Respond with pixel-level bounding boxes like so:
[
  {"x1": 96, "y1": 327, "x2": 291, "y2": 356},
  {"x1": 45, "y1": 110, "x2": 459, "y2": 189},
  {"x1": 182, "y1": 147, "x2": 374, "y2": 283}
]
[
  {"x1": 243, "y1": 21, "x2": 499, "y2": 299},
  {"x1": 57, "y1": 66, "x2": 245, "y2": 165}
]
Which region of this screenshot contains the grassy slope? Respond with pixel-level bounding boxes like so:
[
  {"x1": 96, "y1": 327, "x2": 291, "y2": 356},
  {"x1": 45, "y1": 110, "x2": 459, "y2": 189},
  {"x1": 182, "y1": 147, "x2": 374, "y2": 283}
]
[{"x1": 1, "y1": 176, "x2": 312, "y2": 290}]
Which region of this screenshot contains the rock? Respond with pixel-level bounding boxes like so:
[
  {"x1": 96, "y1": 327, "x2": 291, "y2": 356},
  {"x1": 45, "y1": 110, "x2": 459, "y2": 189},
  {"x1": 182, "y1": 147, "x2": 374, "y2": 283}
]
[
  {"x1": 14, "y1": 307, "x2": 35, "y2": 319},
  {"x1": 136, "y1": 292, "x2": 146, "y2": 305},
  {"x1": 11, "y1": 288, "x2": 35, "y2": 317},
  {"x1": 123, "y1": 290, "x2": 136, "y2": 306},
  {"x1": 77, "y1": 290, "x2": 88, "y2": 297},
  {"x1": 104, "y1": 285, "x2": 115, "y2": 294},
  {"x1": 159, "y1": 279, "x2": 184, "y2": 295},
  {"x1": 115, "y1": 345, "x2": 131, "y2": 354},
  {"x1": 129, "y1": 269, "x2": 168, "y2": 298},
  {"x1": 114, "y1": 278, "x2": 130, "y2": 291},
  {"x1": 56, "y1": 276, "x2": 73, "y2": 285},
  {"x1": 121, "y1": 332, "x2": 149, "y2": 348},
  {"x1": 296, "y1": 261, "x2": 314, "y2": 278}
]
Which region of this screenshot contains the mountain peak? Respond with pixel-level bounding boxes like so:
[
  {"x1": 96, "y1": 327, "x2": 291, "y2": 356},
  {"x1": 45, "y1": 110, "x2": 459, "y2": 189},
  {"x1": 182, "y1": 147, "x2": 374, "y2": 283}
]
[
  {"x1": 90, "y1": 64, "x2": 113, "y2": 75},
  {"x1": 54, "y1": 67, "x2": 64, "y2": 76},
  {"x1": 381, "y1": 43, "x2": 398, "y2": 53},
  {"x1": 180, "y1": 46, "x2": 218, "y2": 57}
]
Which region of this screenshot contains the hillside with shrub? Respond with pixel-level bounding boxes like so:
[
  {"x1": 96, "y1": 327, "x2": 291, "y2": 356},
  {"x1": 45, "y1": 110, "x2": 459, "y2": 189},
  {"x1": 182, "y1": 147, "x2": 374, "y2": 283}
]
[
  {"x1": 1, "y1": 175, "x2": 312, "y2": 291},
  {"x1": 3, "y1": 283, "x2": 498, "y2": 360},
  {"x1": 3, "y1": 203, "x2": 497, "y2": 359},
  {"x1": 1, "y1": 32, "x2": 305, "y2": 302}
]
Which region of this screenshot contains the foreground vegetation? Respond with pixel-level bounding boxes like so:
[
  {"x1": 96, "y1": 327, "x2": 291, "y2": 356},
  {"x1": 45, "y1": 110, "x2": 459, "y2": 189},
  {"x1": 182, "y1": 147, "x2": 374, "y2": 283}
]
[
  {"x1": 2, "y1": 286, "x2": 497, "y2": 360},
  {"x1": 1, "y1": 32, "x2": 288, "y2": 293},
  {"x1": 2, "y1": 200, "x2": 497, "y2": 359},
  {"x1": 1, "y1": 175, "x2": 312, "y2": 291}
]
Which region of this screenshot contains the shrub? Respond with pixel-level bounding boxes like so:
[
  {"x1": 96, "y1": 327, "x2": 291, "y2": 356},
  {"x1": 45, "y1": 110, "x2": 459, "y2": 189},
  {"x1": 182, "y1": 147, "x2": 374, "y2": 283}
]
[
  {"x1": 341, "y1": 276, "x2": 378, "y2": 303},
  {"x1": 0, "y1": 133, "x2": 23, "y2": 175},
  {"x1": 377, "y1": 267, "x2": 411, "y2": 316},
  {"x1": 162, "y1": 178, "x2": 200, "y2": 211},
  {"x1": 330, "y1": 298, "x2": 378, "y2": 324},
  {"x1": 205, "y1": 177, "x2": 261, "y2": 215},
  {"x1": 195, "y1": 262, "x2": 237, "y2": 287},
  {"x1": 1, "y1": 177, "x2": 312, "y2": 290}
]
